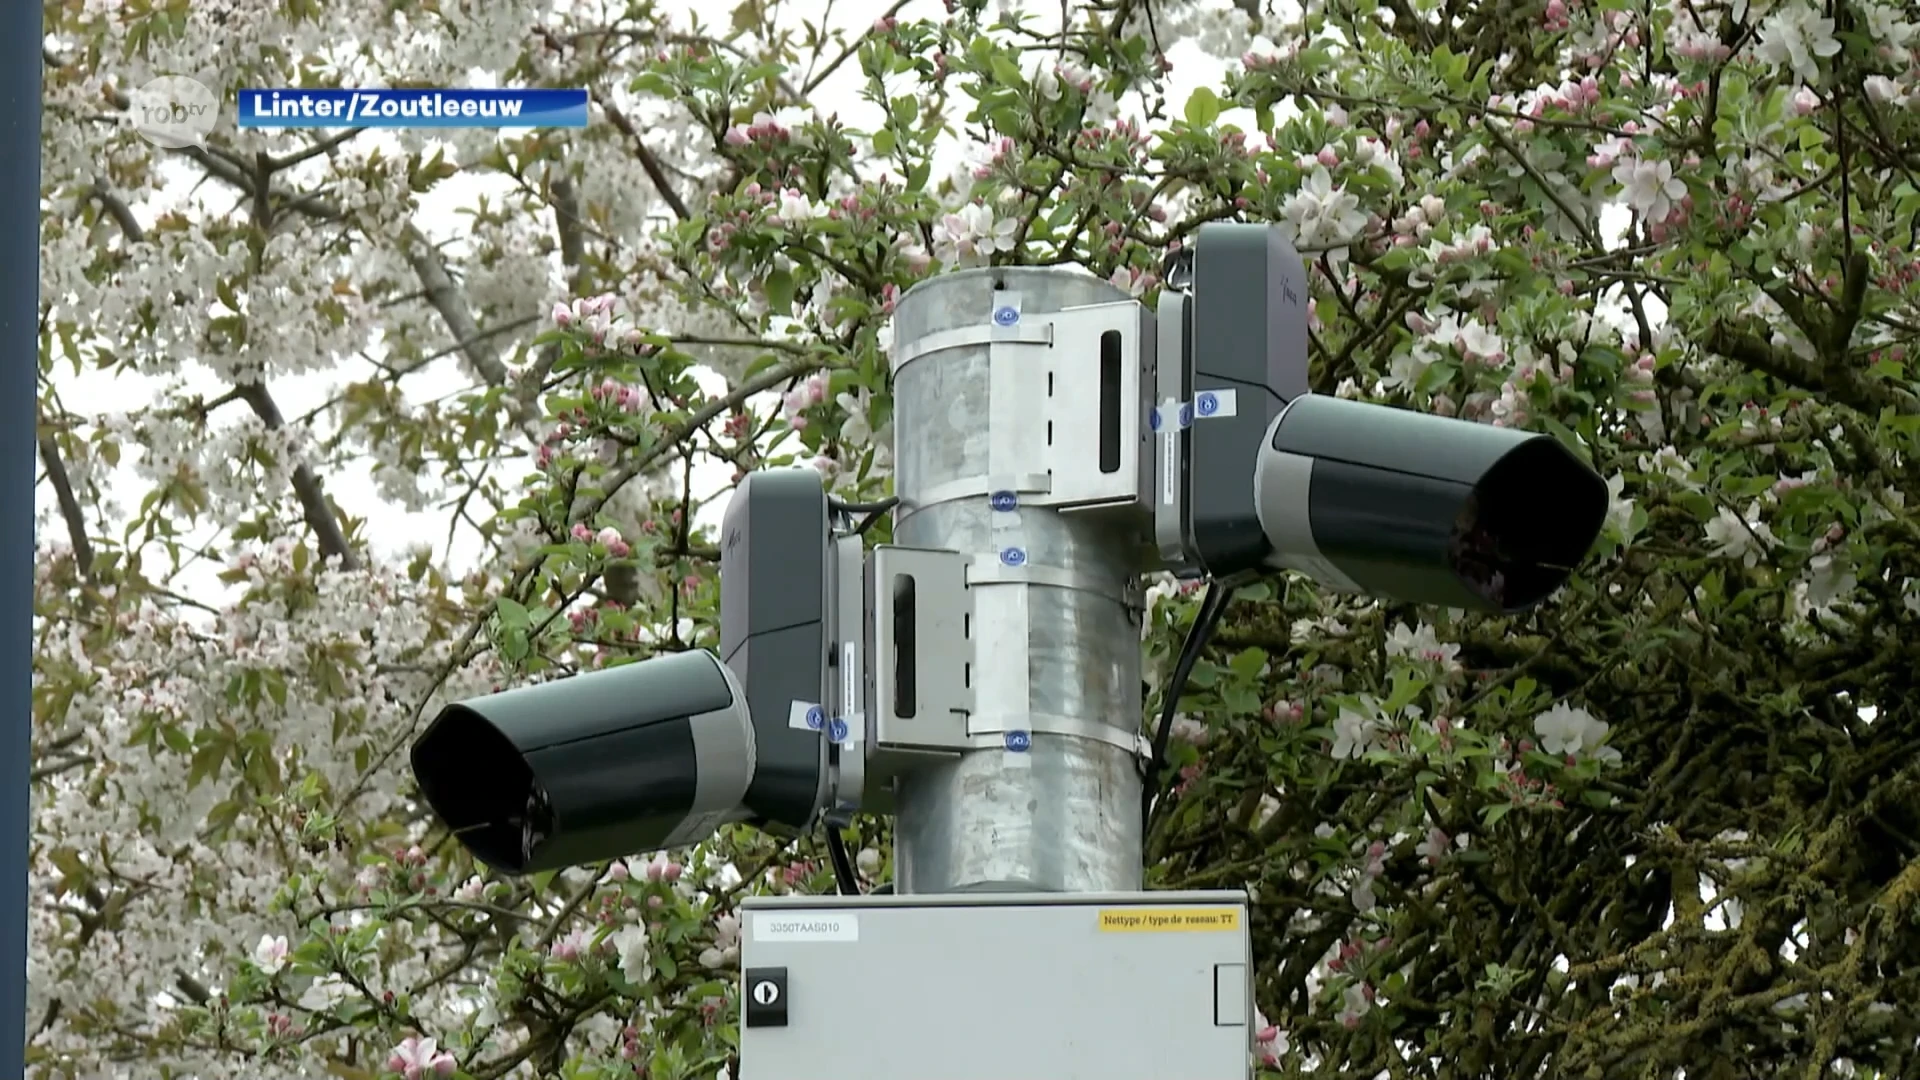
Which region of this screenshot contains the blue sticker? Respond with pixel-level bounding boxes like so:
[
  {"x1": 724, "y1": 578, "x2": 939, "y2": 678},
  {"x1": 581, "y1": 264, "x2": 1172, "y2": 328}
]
[
  {"x1": 1004, "y1": 731, "x2": 1032, "y2": 753},
  {"x1": 827, "y1": 717, "x2": 850, "y2": 743},
  {"x1": 1195, "y1": 391, "x2": 1220, "y2": 417},
  {"x1": 989, "y1": 490, "x2": 1018, "y2": 512},
  {"x1": 1178, "y1": 402, "x2": 1194, "y2": 428},
  {"x1": 805, "y1": 705, "x2": 825, "y2": 731},
  {"x1": 992, "y1": 305, "x2": 1020, "y2": 327},
  {"x1": 1149, "y1": 408, "x2": 1163, "y2": 432},
  {"x1": 999, "y1": 547, "x2": 1027, "y2": 567}
]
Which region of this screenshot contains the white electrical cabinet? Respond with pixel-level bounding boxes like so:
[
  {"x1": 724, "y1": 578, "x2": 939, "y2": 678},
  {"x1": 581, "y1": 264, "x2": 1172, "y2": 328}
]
[{"x1": 737, "y1": 890, "x2": 1253, "y2": 1080}]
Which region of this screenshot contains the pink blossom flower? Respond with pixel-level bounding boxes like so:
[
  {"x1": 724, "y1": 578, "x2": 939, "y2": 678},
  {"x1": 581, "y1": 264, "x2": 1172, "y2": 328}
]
[
  {"x1": 596, "y1": 527, "x2": 630, "y2": 559},
  {"x1": 550, "y1": 928, "x2": 593, "y2": 960},
  {"x1": 386, "y1": 1035, "x2": 456, "y2": 1080}
]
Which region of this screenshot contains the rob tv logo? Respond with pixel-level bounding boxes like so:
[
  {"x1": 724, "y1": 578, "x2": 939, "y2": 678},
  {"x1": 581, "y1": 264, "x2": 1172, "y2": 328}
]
[{"x1": 128, "y1": 76, "x2": 218, "y2": 149}]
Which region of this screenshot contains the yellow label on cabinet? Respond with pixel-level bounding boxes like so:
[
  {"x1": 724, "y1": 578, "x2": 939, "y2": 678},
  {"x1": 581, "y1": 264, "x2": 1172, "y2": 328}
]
[{"x1": 1097, "y1": 907, "x2": 1241, "y2": 932}]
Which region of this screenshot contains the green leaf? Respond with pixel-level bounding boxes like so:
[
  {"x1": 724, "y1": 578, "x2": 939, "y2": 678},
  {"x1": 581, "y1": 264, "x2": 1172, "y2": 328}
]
[
  {"x1": 1222, "y1": 686, "x2": 1261, "y2": 715},
  {"x1": 764, "y1": 269, "x2": 796, "y2": 314},
  {"x1": 1481, "y1": 802, "x2": 1513, "y2": 827},
  {"x1": 1415, "y1": 360, "x2": 1458, "y2": 394},
  {"x1": 188, "y1": 741, "x2": 227, "y2": 789},
  {"x1": 872, "y1": 128, "x2": 896, "y2": 156},
  {"x1": 496, "y1": 597, "x2": 530, "y2": 630},
  {"x1": 206, "y1": 799, "x2": 242, "y2": 835},
  {"x1": 990, "y1": 55, "x2": 1023, "y2": 89},
  {"x1": 1384, "y1": 668, "x2": 1429, "y2": 714},
  {"x1": 630, "y1": 72, "x2": 672, "y2": 96},
  {"x1": 1229, "y1": 648, "x2": 1268, "y2": 679},
  {"x1": 1184, "y1": 86, "x2": 1222, "y2": 128},
  {"x1": 501, "y1": 628, "x2": 530, "y2": 663},
  {"x1": 1538, "y1": 416, "x2": 1589, "y2": 460},
  {"x1": 742, "y1": 351, "x2": 784, "y2": 380}
]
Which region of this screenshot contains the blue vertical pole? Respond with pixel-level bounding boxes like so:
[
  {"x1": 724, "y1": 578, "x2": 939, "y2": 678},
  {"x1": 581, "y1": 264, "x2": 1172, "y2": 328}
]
[{"x1": 3, "y1": 3, "x2": 42, "y2": 1072}]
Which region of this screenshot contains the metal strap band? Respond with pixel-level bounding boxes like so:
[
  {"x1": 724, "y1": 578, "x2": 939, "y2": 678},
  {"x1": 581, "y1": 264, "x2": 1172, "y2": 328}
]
[
  {"x1": 967, "y1": 713, "x2": 1151, "y2": 757},
  {"x1": 899, "y1": 474, "x2": 1053, "y2": 517},
  {"x1": 976, "y1": 587, "x2": 1030, "y2": 721},
  {"x1": 965, "y1": 557, "x2": 1126, "y2": 598},
  {"x1": 968, "y1": 558, "x2": 1146, "y2": 610},
  {"x1": 988, "y1": 335, "x2": 1044, "y2": 482},
  {"x1": 892, "y1": 321, "x2": 1053, "y2": 373}
]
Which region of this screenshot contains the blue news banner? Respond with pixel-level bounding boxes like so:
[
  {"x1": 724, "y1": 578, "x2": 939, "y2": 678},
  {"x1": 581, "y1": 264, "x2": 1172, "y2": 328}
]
[{"x1": 237, "y1": 88, "x2": 588, "y2": 129}]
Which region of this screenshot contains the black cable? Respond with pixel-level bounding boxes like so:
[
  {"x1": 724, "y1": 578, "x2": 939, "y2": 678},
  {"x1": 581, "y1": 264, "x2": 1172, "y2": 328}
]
[
  {"x1": 828, "y1": 496, "x2": 897, "y2": 537},
  {"x1": 1141, "y1": 582, "x2": 1230, "y2": 832},
  {"x1": 827, "y1": 496, "x2": 899, "y2": 516},
  {"x1": 824, "y1": 826, "x2": 860, "y2": 895},
  {"x1": 821, "y1": 496, "x2": 890, "y2": 897}
]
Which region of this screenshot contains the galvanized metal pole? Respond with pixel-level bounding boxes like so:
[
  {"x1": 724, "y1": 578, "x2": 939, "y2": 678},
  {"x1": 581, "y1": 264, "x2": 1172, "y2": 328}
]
[
  {"x1": 3, "y1": 2, "x2": 41, "y2": 1069},
  {"x1": 886, "y1": 268, "x2": 1145, "y2": 895}
]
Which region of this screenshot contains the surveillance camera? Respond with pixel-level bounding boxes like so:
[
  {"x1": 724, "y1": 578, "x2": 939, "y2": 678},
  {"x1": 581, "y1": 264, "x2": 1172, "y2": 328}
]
[
  {"x1": 1254, "y1": 393, "x2": 1609, "y2": 613},
  {"x1": 410, "y1": 469, "x2": 860, "y2": 876},
  {"x1": 1151, "y1": 221, "x2": 1607, "y2": 612},
  {"x1": 409, "y1": 649, "x2": 757, "y2": 875}
]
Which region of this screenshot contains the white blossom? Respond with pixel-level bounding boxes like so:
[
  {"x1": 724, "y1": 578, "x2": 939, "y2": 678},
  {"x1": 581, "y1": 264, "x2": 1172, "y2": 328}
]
[
  {"x1": 1337, "y1": 982, "x2": 1372, "y2": 1027},
  {"x1": 1605, "y1": 473, "x2": 1637, "y2": 541},
  {"x1": 1386, "y1": 622, "x2": 1462, "y2": 670},
  {"x1": 836, "y1": 389, "x2": 874, "y2": 447},
  {"x1": 933, "y1": 203, "x2": 1018, "y2": 263},
  {"x1": 609, "y1": 925, "x2": 655, "y2": 986},
  {"x1": 1704, "y1": 503, "x2": 1779, "y2": 566},
  {"x1": 252, "y1": 935, "x2": 290, "y2": 974},
  {"x1": 774, "y1": 189, "x2": 820, "y2": 226},
  {"x1": 1532, "y1": 703, "x2": 1614, "y2": 760},
  {"x1": 1282, "y1": 166, "x2": 1369, "y2": 249},
  {"x1": 1756, "y1": 4, "x2": 1842, "y2": 83},
  {"x1": 1332, "y1": 699, "x2": 1385, "y2": 759},
  {"x1": 1613, "y1": 157, "x2": 1688, "y2": 224}
]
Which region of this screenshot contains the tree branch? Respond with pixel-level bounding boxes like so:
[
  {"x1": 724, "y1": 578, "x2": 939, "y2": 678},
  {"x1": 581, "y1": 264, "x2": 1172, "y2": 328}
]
[
  {"x1": 36, "y1": 421, "x2": 95, "y2": 577},
  {"x1": 79, "y1": 174, "x2": 362, "y2": 568},
  {"x1": 549, "y1": 174, "x2": 588, "y2": 289},
  {"x1": 401, "y1": 229, "x2": 514, "y2": 388},
  {"x1": 520, "y1": 167, "x2": 591, "y2": 423},
  {"x1": 591, "y1": 90, "x2": 692, "y2": 220},
  {"x1": 232, "y1": 383, "x2": 359, "y2": 569},
  {"x1": 578, "y1": 354, "x2": 834, "y2": 523},
  {"x1": 1704, "y1": 321, "x2": 1919, "y2": 417},
  {"x1": 801, "y1": 0, "x2": 915, "y2": 95}
]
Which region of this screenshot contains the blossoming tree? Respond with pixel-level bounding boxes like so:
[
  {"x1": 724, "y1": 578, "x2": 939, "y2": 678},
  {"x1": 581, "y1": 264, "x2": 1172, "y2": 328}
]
[{"x1": 30, "y1": 0, "x2": 1920, "y2": 1077}]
